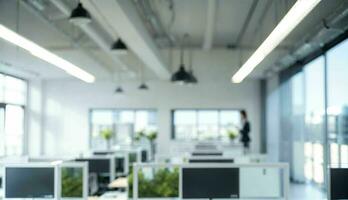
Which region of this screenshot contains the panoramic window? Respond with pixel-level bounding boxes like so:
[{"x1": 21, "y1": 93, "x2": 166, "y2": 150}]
[
  {"x1": 327, "y1": 38, "x2": 348, "y2": 168},
  {"x1": 0, "y1": 73, "x2": 27, "y2": 156},
  {"x1": 90, "y1": 109, "x2": 157, "y2": 149},
  {"x1": 172, "y1": 109, "x2": 241, "y2": 141}
]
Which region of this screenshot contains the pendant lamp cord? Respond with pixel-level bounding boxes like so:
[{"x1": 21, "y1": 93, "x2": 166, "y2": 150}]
[
  {"x1": 140, "y1": 65, "x2": 144, "y2": 83},
  {"x1": 16, "y1": 0, "x2": 20, "y2": 54},
  {"x1": 180, "y1": 37, "x2": 184, "y2": 65},
  {"x1": 118, "y1": 71, "x2": 122, "y2": 87},
  {"x1": 180, "y1": 33, "x2": 190, "y2": 66}
]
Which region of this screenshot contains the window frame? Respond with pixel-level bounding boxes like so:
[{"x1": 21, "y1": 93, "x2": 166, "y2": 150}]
[
  {"x1": 0, "y1": 72, "x2": 28, "y2": 156},
  {"x1": 88, "y1": 108, "x2": 158, "y2": 148},
  {"x1": 171, "y1": 108, "x2": 243, "y2": 141}
]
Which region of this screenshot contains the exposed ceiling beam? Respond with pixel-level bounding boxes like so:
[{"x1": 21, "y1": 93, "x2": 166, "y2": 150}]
[
  {"x1": 45, "y1": 44, "x2": 293, "y2": 52},
  {"x1": 81, "y1": 0, "x2": 120, "y2": 41},
  {"x1": 21, "y1": 0, "x2": 111, "y2": 77},
  {"x1": 91, "y1": 0, "x2": 171, "y2": 80},
  {"x1": 202, "y1": 0, "x2": 217, "y2": 50},
  {"x1": 50, "y1": 0, "x2": 129, "y2": 72},
  {"x1": 235, "y1": 0, "x2": 259, "y2": 46}
]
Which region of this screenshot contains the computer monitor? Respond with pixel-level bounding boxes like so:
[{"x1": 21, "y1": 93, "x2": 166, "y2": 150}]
[
  {"x1": 129, "y1": 152, "x2": 138, "y2": 164},
  {"x1": 182, "y1": 167, "x2": 239, "y2": 199},
  {"x1": 93, "y1": 150, "x2": 115, "y2": 156},
  {"x1": 141, "y1": 150, "x2": 148, "y2": 162},
  {"x1": 75, "y1": 158, "x2": 110, "y2": 174},
  {"x1": 330, "y1": 168, "x2": 348, "y2": 199},
  {"x1": 75, "y1": 157, "x2": 115, "y2": 186},
  {"x1": 115, "y1": 157, "x2": 125, "y2": 175},
  {"x1": 191, "y1": 152, "x2": 223, "y2": 156},
  {"x1": 195, "y1": 144, "x2": 217, "y2": 150},
  {"x1": 4, "y1": 165, "x2": 56, "y2": 198},
  {"x1": 60, "y1": 162, "x2": 88, "y2": 199},
  {"x1": 188, "y1": 158, "x2": 234, "y2": 163}
]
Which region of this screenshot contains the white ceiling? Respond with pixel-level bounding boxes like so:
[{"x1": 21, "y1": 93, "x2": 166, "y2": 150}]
[
  {"x1": 153, "y1": 0, "x2": 262, "y2": 47},
  {"x1": 0, "y1": 0, "x2": 347, "y2": 82}
]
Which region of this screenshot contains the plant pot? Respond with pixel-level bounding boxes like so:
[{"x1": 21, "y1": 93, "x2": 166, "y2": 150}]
[
  {"x1": 106, "y1": 140, "x2": 111, "y2": 150},
  {"x1": 150, "y1": 141, "x2": 156, "y2": 161}
]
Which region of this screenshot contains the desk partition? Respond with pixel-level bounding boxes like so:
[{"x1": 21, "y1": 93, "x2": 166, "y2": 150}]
[
  {"x1": 329, "y1": 167, "x2": 348, "y2": 200},
  {"x1": 132, "y1": 163, "x2": 289, "y2": 200},
  {"x1": 3, "y1": 162, "x2": 89, "y2": 200},
  {"x1": 58, "y1": 162, "x2": 88, "y2": 199},
  {"x1": 3, "y1": 163, "x2": 59, "y2": 199}
]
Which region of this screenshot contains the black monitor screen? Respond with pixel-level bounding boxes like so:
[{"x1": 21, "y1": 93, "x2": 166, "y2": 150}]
[
  {"x1": 195, "y1": 144, "x2": 217, "y2": 150},
  {"x1": 93, "y1": 152, "x2": 114, "y2": 156},
  {"x1": 141, "y1": 150, "x2": 147, "y2": 162},
  {"x1": 76, "y1": 159, "x2": 110, "y2": 174},
  {"x1": 182, "y1": 168, "x2": 239, "y2": 199},
  {"x1": 5, "y1": 167, "x2": 55, "y2": 198},
  {"x1": 115, "y1": 157, "x2": 125, "y2": 173},
  {"x1": 191, "y1": 152, "x2": 223, "y2": 156},
  {"x1": 330, "y1": 168, "x2": 348, "y2": 199},
  {"x1": 189, "y1": 159, "x2": 234, "y2": 163}
]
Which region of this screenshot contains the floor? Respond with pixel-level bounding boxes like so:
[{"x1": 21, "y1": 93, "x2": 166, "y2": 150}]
[{"x1": 290, "y1": 183, "x2": 326, "y2": 200}]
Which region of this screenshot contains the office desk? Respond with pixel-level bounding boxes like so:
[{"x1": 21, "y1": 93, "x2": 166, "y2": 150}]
[
  {"x1": 109, "y1": 177, "x2": 128, "y2": 189},
  {"x1": 89, "y1": 191, "x2": 127, "y2": 200}
]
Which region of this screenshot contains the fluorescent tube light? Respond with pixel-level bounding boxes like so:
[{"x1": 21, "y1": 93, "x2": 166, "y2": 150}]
[
  {"x1": 0, "y1": 24, "x2": 95, "y2": 83},
  {"x1": 231, "y1": 0, "x2": 321, "y2": 83}
]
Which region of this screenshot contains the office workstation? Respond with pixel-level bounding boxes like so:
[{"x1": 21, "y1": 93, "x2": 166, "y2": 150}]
[{"x1": 1, "y1": 0, "x2": 348, "y2": 199}]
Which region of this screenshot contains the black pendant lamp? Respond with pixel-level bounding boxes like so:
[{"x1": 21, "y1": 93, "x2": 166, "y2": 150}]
[
  {"x1": 138, "y1": 83, "x2": 149, "y2": 90},
  {"x1": 138, "y1": 64, "x2": 149, "y2": 90},
  {"x1": 112, "y1": 39, "x2": 127, "y2": 50},
  {"x1": 185, "y1": 50, "x2": 198, "y2": 84},
  {"x1": 115, "y1": 86, "x2": 124, "y2": 93},
  {"x1": 111, "y1": 39, "x2": 128, "y2": 55},
  {"x1": 171, "y1": 41, "x2": 190, "y2": 84},
  {"x1": 69, "y1": 2, "x2": 92, "y2": 25},
  {"x1": 186, "y1": 70, "x2": 198, "y2": 84},
  {"x1": 114, "y1": 72, "x2": 124, "y2": 94}
]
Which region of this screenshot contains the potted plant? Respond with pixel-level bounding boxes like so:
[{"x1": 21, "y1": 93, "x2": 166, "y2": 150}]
[
  {"x1": 146, "y1": 131, "x2": 157, "y2": 157},
  {"x1": 100, "y1": 129, "x2": 113, "y2": 150},
  {"x1": 135, "y1": 129, "x2": 146, "y2": 142},
  {"x1": 146, "y1": 131, "x2": 157, "y2": 142},
  {"x1": 227, "y1": 129, "x2": 239, "y2": 144}
]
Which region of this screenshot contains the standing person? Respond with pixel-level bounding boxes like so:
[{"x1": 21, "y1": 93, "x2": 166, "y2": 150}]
[{"x1": 239, "y1": 110, "x2": 251, "y2": 154}]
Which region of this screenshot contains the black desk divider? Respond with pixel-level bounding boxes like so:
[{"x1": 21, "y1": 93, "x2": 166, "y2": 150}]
[
  {"x1": 330, "y1": 168, "x2": 348, "y2": 200},
  {"x1": 182, "y1": 167, "x2": 239, "y2": 199}
]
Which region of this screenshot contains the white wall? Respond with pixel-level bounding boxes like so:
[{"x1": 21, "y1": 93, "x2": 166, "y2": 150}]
[
  {"x1": 0, "y1": 63, "x2": 44, "y2": 157},
  {"x1": 27, "y1": 79, "x2": 44, "y2": 156},
  {"x1": 41, "y1": 50, "x2": 262, "y2": 156}
]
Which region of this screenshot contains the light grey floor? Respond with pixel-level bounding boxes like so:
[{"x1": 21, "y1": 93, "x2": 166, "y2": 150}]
[{"x1": 290, "y1": 183, "x2": 326, "y2": 200}]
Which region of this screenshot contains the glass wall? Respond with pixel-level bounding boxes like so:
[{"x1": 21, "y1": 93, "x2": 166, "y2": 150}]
[
  {"x1": 277, "y1": 37, "x2": 348, "y2": 192},
  {"x1": 172, "y1": 109, "x2": 241, "y2": 141},
  {"x1": 279, "y1": 56, "x2": 326, "y2": 186},
  {"x1": 327, "y1": 38, "x2": 348, "y2": 168},
  {"x1": 304, "y1": 57, "x2": 325, "y2": 185},
  {"x1": 90, "y1": 109, "x2": 157, "y2": 149},
  {"x1": 0, "y1": 73, "x2": 27, "y2": 156}
]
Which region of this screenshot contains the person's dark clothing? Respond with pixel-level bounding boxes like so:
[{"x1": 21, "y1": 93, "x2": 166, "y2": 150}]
[{"x1": 240, "y1": 121, "x2": 251, "y2": 148}]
